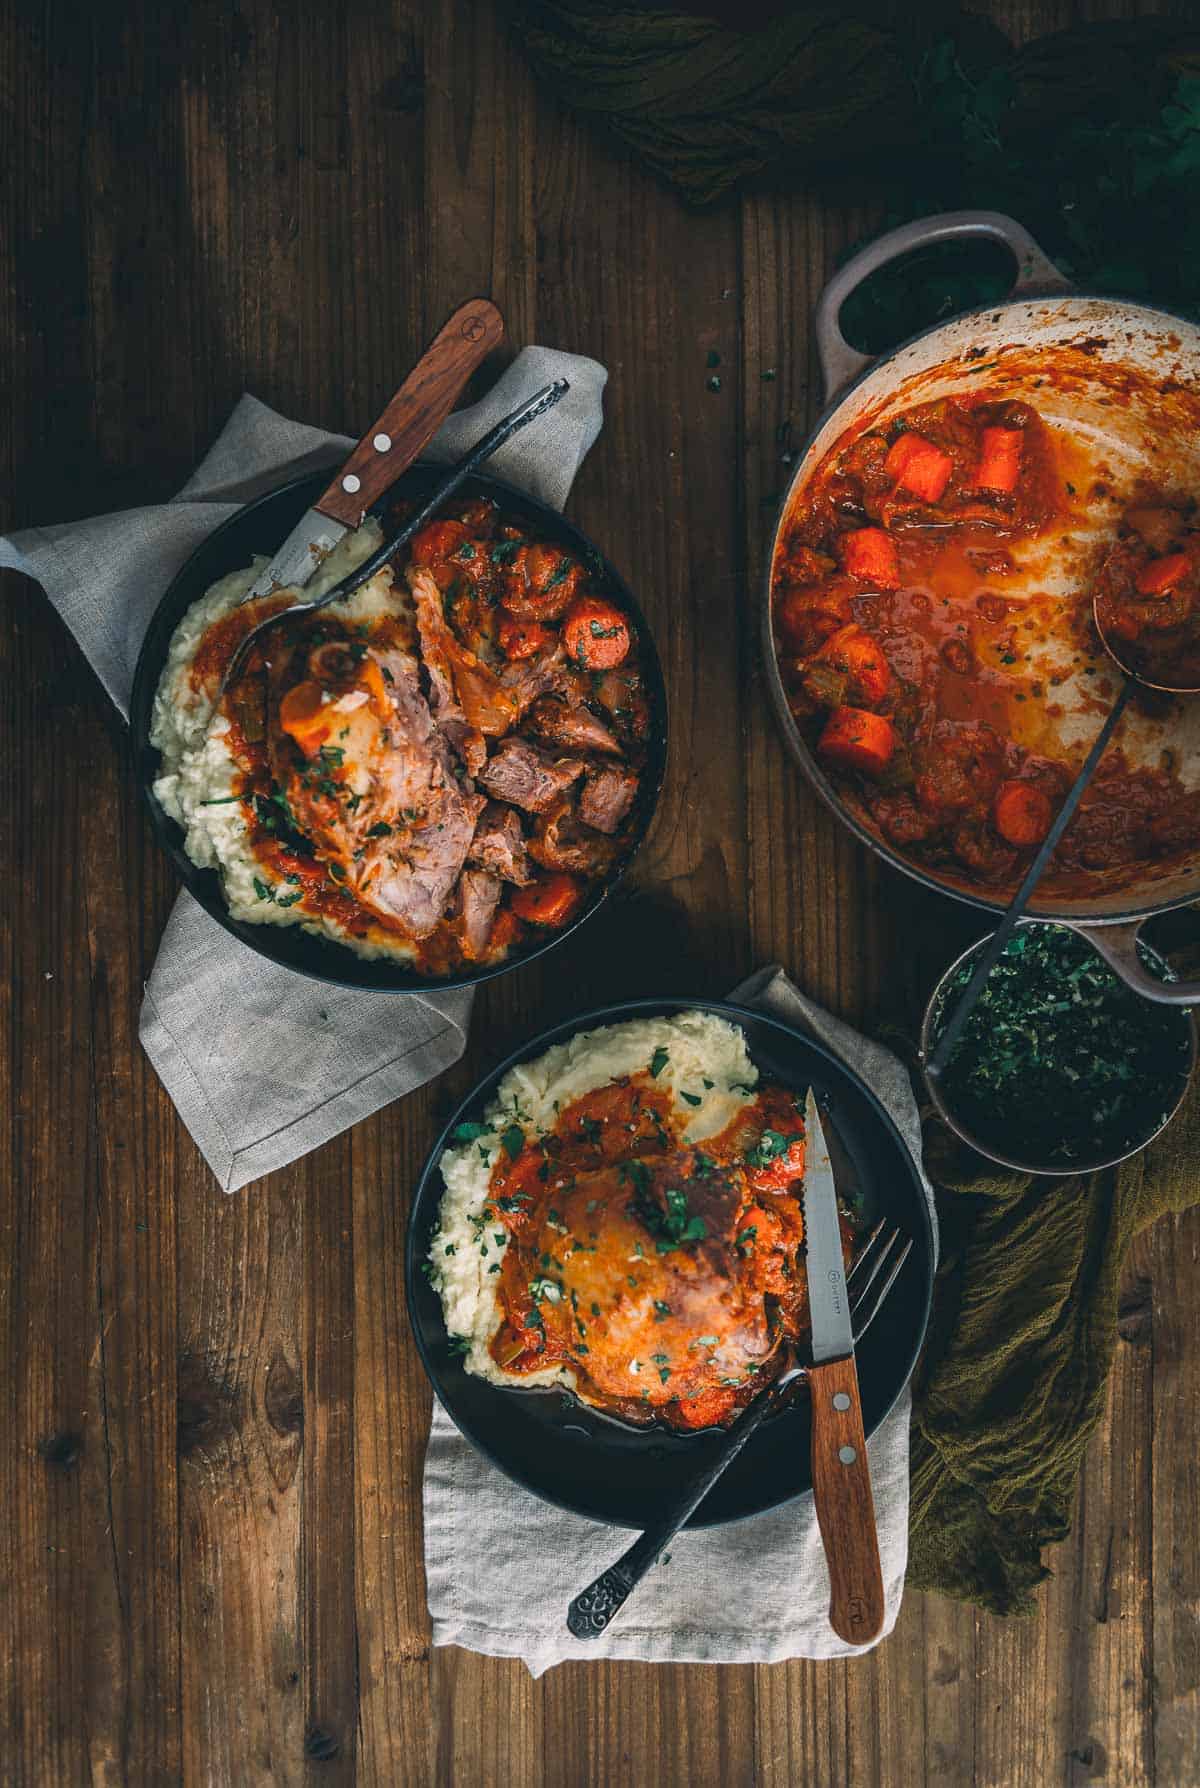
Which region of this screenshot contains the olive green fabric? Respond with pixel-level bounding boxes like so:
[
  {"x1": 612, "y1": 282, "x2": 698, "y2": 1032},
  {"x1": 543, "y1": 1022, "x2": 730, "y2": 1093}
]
[
  {"x1": 508, "y1": 1, "x2": 1006, "y2": 205},
  {"x1": 508, "y1": 6, "x2": 1200, "y2": 323},
  {"x1": 906, "y1": 1079, "x2": 1200, "y2": 1615}
]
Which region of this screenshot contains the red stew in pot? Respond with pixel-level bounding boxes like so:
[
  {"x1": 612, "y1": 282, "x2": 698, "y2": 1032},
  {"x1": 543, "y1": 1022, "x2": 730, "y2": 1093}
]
[{"x1": 771, "y1": 394, "x2": 1200, "y2": 893}]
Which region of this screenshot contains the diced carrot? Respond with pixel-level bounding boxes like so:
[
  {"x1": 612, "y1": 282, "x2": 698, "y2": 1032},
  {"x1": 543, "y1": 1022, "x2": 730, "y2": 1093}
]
[
  {"x1": 974, "y1": 426, "x2": 1023, "y2": 494},
  {"x1": 1136, "y1": 551, "x2": 1192, "y2": 596},
  {"x1": 561, "y1": 596, "x2": 631, "y2": 670},
  {"x1": 841, "y1": 527, "x2": 900, "y2": 590},
  {"x1": 359, "y1": 657, "x2": 391, "y2": 717},
  {"x1": 408, "y1": 519, "x2": 469, "y2": 565},
  {"x1": 817, "y1": 706, "x2": 898, "y2": 777},
  {"x1": 992, "y1": 779, "x2": 1053, "y2": 848},
  {"x1": 510, "y1": 872, "x2": 584, "y2": 928},
  {"x1": 497, "y1": 608, "x2": 556, "y2": 661},
  {"x1": 884, "y1": 432, "x2": 953, "y2": 504},
  {"x1": 278, "y1": 679, "x2": 331, "y2": 755},
  {"x1": 815, "y1": 624, "x2": 891, "y2": 705}
]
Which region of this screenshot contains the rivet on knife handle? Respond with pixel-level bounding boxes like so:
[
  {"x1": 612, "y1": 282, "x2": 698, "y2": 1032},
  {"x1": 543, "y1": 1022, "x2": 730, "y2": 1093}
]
[
  {"x1": 313, "y1": 296, "x2": 504, "y2": 528},
  {"x1": 808, "y1": 1353, "x2": 885, "y2": 1644}
]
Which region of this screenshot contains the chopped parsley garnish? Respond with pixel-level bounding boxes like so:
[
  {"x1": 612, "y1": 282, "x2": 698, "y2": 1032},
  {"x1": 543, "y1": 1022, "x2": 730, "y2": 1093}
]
[
  {"x1": 253, "y1": 877, "x2": 274, "y2": 902},
  {"x1": 319, "y1": 744, "x2": 345, "y2": 767},
  {"x1": 632, "y1": 1183, "x2": 708, "y2": 1254},
  {"x1": 590, "y1": 619, "x2": 621, "y2": 638},
  {"x1": 457, "y1": 542, "x2": 476, "y2": 560},
  {"x1": 679, "y1": 1090, "x2": 702, "y2": 1107},
  {"x1": 451, "y1": 1121, "x2": 489, "y2": 1143},
  {"x1": 200, "y1": 794, "x2": 240, "y2": 805},
  {"x1": 545, "y1": 558, "x2": 573, "y2": 588},
  {"x1": 579, "y1": 1116, "x2": 602, "y2": 1144},
  {"x1": 490, "y1": 540, "x2": 521, "y2": 565},
  {"x1": 935, "y1": 923, "x2": 1188, "y2": 1165},
  {"x1": 528, "y1": 1276, "x2": 561, "y2": 1304},
  {"x1": 366, "y1": 821, "x2": 393, "y2": 837},
  {"x1": 276, "y1": 891, "x2": 302, "y2": 908},
  {"x1": 649, "y1": 1046, "x2": 669, "y2": 1077},
  {"x1": 447, "y1": 1336, "x2": 471, "y2": 1357},
  {"x1": 653, "y1": 1300, "x2": 671, "y2": 1321},
  {"x1": 735, "y1": 1225, "x2": 758, "y2": 1257},
  {"x1": 745, "y1": 1129, "x2": 791, "y2": 1167},
  {"x1": 500, "y1": 1124, "x2": 524, "y2": 1160}
]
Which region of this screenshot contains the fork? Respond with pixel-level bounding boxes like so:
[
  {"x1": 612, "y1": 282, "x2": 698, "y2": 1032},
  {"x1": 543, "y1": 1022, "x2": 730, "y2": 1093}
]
[
  {"x1": 207, "y1": 379, "x2": 569, "y2": 715},
  {"x1": 565, "y1": 1218, "x2": 913, "y2": 1641}
]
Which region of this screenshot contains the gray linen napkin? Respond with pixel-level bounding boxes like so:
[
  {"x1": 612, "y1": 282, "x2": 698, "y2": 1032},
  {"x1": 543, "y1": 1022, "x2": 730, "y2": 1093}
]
[
  {"x1": 0, "y1": 348, "x2": 607, "y2": 1189},
  {"x1": 423, "y1": 964, "x2": 939, "y2": 1673}
]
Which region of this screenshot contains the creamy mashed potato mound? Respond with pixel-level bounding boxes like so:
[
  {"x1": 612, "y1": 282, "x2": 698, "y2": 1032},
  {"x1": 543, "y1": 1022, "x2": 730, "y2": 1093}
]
[{"x1": 429, "y1": 1011, "x2": 759, "y2": 1390}]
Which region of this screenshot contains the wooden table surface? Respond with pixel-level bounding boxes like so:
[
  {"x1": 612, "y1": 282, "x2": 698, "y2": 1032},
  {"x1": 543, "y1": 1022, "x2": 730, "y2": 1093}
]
[{"x1": 3, "y1": 1, "x2": 1198, "y2": 1782}]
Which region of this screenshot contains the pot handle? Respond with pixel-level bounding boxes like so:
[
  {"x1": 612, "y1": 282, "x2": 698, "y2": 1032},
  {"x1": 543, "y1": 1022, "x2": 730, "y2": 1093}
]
[
  {"x1": 815, "y1": 210, "x2": 1072, "y2": 402},
  {"x1": 1060, "y1": 918, "x2": 1200, "y2": 1007}
]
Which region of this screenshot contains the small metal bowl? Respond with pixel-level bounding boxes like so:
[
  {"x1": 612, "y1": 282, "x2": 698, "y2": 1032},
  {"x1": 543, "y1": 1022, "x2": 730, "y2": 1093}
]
[{"x1": 919, "y1": 921, "x2": 1196, "y2": 1176}]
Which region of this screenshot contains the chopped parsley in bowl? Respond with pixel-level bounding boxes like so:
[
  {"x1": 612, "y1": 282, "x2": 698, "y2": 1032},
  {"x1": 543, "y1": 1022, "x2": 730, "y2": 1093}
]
[{"x1": 923, "y1": 923, "x2": 1194, "y2": 1175}]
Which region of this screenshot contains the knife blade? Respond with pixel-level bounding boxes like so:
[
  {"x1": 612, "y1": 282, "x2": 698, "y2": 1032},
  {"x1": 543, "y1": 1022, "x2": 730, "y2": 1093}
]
[
  {"x1": 247, "y1": 296, "x2": 503, "y2": 598},
  {"x1": 802, "y1": 1088, "x2": 854, "y2": 1364},
  {"x1": 802, "y1": 1086, "x2": 885, "y2": 1644}
]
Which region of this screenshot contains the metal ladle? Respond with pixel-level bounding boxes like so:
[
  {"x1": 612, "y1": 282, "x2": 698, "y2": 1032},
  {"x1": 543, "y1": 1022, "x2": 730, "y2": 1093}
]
[{"x1": 925, "y1": 583, "x2": 1199, "y2": 1080}]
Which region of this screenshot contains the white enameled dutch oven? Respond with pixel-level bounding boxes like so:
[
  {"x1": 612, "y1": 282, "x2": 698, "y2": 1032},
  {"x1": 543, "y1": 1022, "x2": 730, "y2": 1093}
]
[{"x1": 762, "y1": 210, "x2": 1200, "y2": 1005}]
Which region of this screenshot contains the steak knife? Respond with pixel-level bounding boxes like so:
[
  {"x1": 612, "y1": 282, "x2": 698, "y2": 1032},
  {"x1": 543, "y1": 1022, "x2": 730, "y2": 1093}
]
[
  {"x1": 247, "y1": 296, "x2": 504, "y2": 597},
  {"x1": 803, "y1": 1088, "x2": 885, "y2": 1644}
]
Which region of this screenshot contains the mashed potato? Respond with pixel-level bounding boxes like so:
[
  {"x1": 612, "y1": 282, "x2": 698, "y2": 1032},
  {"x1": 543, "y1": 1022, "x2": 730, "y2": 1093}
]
[
  {"x1": 150, "y1": 519, "x2": 428, "y2": 960},
  {"x1": 429, "y1": 1011, "x2": 759, "y2": 1390}
]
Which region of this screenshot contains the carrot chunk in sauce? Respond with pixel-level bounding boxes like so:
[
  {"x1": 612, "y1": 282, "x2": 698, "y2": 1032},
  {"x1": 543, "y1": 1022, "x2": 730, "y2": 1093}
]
[
  {"x1": 884, "y1": 433, "x2": 953, "y2": 504},
  {"x1": 840, "y1": 527, "x2": 900, "y2": 590}
]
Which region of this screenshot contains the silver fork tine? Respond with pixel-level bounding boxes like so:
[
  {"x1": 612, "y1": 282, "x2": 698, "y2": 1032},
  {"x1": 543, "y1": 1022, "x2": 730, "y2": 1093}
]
[
  {"x1": 851, "y1": 1235, "x2": 913, "y2": 1344},
  {"x1": 849, "y1": 1223, "x2": 900, "y2": 1305},
  {"x1": 845, "y1": 1217, "x2": 887, "y2": 1290}
]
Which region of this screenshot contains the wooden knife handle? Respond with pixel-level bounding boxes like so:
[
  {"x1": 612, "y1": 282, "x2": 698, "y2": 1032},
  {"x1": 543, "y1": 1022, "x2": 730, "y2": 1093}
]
[
  {"x1": 808, "y1": 1354, "x2": 885, "y2": 1645},
  {"x1": 314, "y1": 297, "x2": 504, "y2": 527}
]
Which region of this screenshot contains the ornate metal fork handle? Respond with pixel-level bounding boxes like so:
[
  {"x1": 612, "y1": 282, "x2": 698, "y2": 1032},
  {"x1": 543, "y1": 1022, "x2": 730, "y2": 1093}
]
[{"x1": 565, "y1": 1218, "x2": 912, "y2": 1641}]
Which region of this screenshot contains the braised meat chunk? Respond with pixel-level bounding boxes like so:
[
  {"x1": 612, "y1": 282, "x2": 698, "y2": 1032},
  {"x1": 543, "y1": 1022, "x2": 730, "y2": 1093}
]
[
  {"x1": 477, "y1": 738, "x2": 585, "y2": 813},
  {"x1": 468, "y1": 802, "x2": 534, "y2": 885},
  {"x1": 579, "y1": 764, "x2": 639, "y2": 834}
]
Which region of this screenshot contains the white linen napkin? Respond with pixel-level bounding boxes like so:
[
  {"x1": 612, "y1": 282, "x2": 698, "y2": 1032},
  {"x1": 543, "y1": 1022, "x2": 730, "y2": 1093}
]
[
  {"x1": 0, "y1": 348, "x2": 608, "y2": 1189},
  {"x1": 423, "y1": 964, "x2": 939, "y2": 1673}
]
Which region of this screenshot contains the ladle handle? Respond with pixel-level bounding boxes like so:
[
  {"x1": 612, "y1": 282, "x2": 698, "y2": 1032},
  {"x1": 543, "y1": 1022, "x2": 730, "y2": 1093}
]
[
  {"x1": 1062, "y1": 918, "x2": 1200, "y2": 1006},
  {"x1": 927, "y1": 678, "x2": 1136, "y2": 1076}
]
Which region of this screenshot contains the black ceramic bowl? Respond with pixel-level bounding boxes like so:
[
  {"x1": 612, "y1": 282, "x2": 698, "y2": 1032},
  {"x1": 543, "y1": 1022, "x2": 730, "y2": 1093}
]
[
  {"x1": 405, "y1": 996, "x2": 935, "y2": 1529},
  {"x1": 129, "y1": 465, "x2": 668, "y2": 993}
]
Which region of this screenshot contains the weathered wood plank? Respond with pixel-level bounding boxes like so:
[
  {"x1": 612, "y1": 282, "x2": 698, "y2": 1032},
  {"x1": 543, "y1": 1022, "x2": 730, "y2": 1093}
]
[{"x1": 1148, "y1": 1207, "x2": 1200, "y2": 1787}]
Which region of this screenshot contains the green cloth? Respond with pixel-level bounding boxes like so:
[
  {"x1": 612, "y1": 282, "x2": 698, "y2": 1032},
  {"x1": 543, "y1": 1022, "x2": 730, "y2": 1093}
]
[
  {"x1": 509, "y1": 4, "x2": 1200, "y2": 322},
  {"x1": 909, "y1": 1082, "x2": 1200, "y2": 1613}
]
